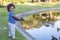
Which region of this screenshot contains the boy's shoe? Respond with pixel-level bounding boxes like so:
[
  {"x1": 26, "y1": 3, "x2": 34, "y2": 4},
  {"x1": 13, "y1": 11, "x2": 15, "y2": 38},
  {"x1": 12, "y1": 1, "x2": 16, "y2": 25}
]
[
  {"x1": 8, "y1": 36, "x2": 12, "y2": 38},
  {"x1": 12, "y1": 38, "x2": 17, "y2": 40}
]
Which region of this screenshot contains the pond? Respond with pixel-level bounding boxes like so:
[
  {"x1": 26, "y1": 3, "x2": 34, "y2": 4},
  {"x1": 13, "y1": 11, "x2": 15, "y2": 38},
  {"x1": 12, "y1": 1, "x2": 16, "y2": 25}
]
[{"x1": 20, "y1": 10, "x2": 60, "y2": 40}]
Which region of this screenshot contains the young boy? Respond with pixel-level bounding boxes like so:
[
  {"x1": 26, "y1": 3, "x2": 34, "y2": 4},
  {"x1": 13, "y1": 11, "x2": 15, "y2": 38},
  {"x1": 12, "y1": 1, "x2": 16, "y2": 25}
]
[{"x1": 7, "y1": 3, "x2": 24, "y2": 40}]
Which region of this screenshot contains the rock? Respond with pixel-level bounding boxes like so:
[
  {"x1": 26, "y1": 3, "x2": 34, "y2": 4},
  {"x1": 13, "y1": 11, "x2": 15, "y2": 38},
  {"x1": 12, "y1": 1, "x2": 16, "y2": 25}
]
[{"x1": 52, "y1": 36, "x2": 58, "y2": 40}]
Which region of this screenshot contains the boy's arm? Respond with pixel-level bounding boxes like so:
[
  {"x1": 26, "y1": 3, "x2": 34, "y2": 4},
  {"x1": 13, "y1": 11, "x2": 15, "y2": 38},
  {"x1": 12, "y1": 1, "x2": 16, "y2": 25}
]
[{"x1": 13, "y1": 16, "x2": 25, "y2": 21}]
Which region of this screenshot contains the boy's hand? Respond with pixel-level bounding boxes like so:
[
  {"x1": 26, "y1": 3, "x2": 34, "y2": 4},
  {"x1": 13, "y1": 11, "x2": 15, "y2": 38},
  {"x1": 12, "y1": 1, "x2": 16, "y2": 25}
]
[{"x1": 20, "y1": 18, "x2": 25, "y2": 21}]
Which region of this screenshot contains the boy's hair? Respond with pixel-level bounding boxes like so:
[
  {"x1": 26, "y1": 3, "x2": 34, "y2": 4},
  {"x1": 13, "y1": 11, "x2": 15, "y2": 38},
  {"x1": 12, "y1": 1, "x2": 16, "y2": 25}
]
[{"x1": 7, "y1": 3, "x2": 15, "y2": 12}]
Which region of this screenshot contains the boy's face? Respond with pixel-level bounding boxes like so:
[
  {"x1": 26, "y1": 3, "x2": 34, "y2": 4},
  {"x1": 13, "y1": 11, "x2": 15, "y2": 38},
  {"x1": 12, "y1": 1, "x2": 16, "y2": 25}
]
[{"x1": 9, "y1": 6, "x2": 15, "y2": 11}]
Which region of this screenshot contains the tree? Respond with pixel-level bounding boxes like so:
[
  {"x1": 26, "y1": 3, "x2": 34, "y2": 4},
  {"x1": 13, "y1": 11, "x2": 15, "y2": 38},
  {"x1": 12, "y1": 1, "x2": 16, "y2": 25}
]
[
  {"x1": 0, "y1": 0, "x2": 3, "y2": 6},
  {"x1": 32, "y1": 0, "x2": 34, "y2": 3}
]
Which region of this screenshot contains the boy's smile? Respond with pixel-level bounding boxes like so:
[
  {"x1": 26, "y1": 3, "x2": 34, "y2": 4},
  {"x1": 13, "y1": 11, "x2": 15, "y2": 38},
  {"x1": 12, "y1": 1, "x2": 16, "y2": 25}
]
[{"x1": 9, "y1": 6, "x2": 15, "y2": 11}]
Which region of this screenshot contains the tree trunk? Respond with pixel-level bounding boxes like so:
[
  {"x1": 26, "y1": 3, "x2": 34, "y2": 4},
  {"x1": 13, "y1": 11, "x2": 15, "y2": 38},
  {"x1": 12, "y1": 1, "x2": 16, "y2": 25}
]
[
  {"x1": 32, "y1": 0, "x2": 34, "y2": 3},
  {"x1": 36, "y1": 0, "x2": 39, "y2": 2}
]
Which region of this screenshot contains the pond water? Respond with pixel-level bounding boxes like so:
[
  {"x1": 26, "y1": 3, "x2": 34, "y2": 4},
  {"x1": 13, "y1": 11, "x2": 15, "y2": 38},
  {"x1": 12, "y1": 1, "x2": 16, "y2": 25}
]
[{"x1": 21, "y1": 10, "x2": 60, "y2": 40}]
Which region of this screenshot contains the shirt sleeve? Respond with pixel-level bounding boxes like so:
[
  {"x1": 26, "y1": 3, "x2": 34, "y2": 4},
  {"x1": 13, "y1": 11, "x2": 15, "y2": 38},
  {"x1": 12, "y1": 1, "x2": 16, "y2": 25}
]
[{"x1": 10, "y1": 12, "x2": 14, "y2": 17}]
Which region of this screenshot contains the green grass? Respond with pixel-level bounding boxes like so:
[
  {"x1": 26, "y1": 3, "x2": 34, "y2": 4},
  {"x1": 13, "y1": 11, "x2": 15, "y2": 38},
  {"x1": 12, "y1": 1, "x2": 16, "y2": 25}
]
[{"x1": 0, "y1": 4, "x2": 60, "y2": 40}]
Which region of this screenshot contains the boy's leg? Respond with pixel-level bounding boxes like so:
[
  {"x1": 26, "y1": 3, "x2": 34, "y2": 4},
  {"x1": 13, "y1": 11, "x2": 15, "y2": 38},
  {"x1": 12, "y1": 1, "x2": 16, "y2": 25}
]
[
  {"x1": 8, "y1": 22, "x2": 12, "y2": 37},
  {"x1": 10, "y1": 23, "x2": 16, "y2": 39},
  {"x1": 9, "y1": 31, "x2": 12, "y2": 37}
]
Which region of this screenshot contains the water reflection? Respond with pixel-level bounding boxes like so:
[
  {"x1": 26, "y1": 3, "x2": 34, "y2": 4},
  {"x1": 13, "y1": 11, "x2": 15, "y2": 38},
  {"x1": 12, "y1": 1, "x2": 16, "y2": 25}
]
[
  {"x1": 25, "y1": 21, "x2": 60, "y2": 40},
  {"x1": 20, "y1": 10, "x2": 60, "y2": 40},
  {"x1": 21, "y1": 10, "x2": 60, "y2": 29}
]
